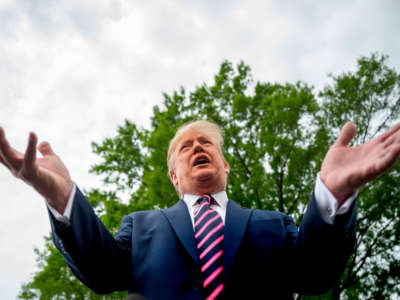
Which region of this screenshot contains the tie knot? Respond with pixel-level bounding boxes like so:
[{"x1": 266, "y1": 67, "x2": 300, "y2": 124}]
[{"x1": 197, "y1": 194, "x2": 215, "y2": 205}]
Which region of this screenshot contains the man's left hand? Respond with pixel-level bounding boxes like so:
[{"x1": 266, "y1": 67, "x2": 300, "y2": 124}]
[{"x1": 320, "y1": 121, "x2": 400, "y2": 205}]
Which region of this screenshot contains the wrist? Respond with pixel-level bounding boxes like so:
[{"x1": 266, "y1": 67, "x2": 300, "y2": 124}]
[
  {"x1": 45, "y1": 180, "x2": 73, "y2": 215},
  {"x1": 319, "y1": 173, "x2": 355, "y2": 205}
]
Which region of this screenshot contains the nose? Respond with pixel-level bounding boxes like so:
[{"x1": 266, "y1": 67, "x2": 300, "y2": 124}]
[{"x1": 193, "y1": 141, "x2": 204, "y2": 153}]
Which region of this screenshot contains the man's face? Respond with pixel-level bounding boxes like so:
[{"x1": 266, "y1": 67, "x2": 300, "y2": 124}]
[{"x1": 170, "y1": 130, "x2": 229, "y2": 196}]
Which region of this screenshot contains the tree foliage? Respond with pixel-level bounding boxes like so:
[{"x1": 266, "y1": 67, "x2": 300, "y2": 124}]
[
  {"x1": 319, "y1": 53, "x2": 400, "y2": 299},
  {"x1": 19, "y1": 53, "x2": 400, "y2": 299}
]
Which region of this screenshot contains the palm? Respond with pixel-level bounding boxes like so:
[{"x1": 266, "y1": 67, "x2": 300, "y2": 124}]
[
  {"x1": 321, "y1": 122, "x2": 400, "y2": 204},
  {"x1": 37, "y1": 155, "x2": 70, "y2": 181},
  {"x1": 0, "y1": 128, "x2": 72, "y2": 212}
]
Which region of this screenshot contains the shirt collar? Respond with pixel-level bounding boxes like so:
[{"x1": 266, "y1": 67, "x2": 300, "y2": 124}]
[{"x1": 183, "y1": 191, "x2": 229, "y2": 210}]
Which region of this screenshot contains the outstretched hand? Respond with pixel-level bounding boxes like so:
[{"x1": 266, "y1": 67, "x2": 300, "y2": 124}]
[
  {"x1": 0, "y1": 128, "x2": 73, "y2": 213},
  {"x1": 320, "y1": 122, "x2": 400, "y2": 205}
]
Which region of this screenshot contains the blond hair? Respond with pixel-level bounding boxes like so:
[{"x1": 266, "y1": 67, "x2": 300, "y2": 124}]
[{"x1": 167, "y1": 120, "x2": 224, "y2": 174}]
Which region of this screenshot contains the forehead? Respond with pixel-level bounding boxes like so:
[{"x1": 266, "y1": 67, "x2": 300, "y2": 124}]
[{"x1": 176, "y1": 130, "x2": 211, "y2": 144}]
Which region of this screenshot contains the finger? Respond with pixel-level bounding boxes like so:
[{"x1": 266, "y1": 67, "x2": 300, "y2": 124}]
[
  {"x1": 334, "y1": 121, "x2": 357, "y2": 147},
  {"x1": 0, "y1": 127, "x2": 23, "y2": 167},
  {"x1": 0, "y1": 152, "x2": 9, "y2": 169},
  {"x1": 24, "y1": 132, "x2": 38, "y2": 170},
  {"x1": 38, "y1": 141, "x2": 55, "y2": 156},
  {"x1": 0, "y1": 143, "x2": 13, "y2": 170},
  {"x1": 382, "y1": 132, "x2": 400, "y2": 150},
  {"x1": 378, "y1": 122, "x2": 400, "y2": 143},
  {"x1": 377, "y1": 144, "x2": 400, "y2": 174}
]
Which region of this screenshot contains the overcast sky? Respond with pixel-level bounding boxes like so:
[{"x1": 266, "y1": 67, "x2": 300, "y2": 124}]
[{"x1": 1, "y1": 0, "x2": 399, "y2": 298}]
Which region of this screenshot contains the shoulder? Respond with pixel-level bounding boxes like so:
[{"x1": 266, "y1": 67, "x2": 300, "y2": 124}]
[
  {"x1": 123, "y1": 209, "x2": 162, "y2": 222},
  {"x1": 127, "y1": 209, "x2": 161, "y2": 216},
  {"x1": 228, "y1": 199, "x2": 294, "y2": 224},
  {"x1": 251, "y1": 209, "x2": 294, "y2": 226},
  {"x1": 253, "y1": 209, "x2": 288, "y2": 219},
  {"x1": 229, "y1": 199, "x2": 287, "y2": 220},
  {"x1": 252, "y1": 209, "x2": 287, "y2": 220},
  {"x1": 229, "y1": 199, "x2": 294, "y2": 227}
]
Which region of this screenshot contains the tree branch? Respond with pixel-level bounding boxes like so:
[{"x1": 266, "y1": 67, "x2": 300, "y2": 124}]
[{"x1": 352, "y1": 219, "x2": 393, "y2": 279}]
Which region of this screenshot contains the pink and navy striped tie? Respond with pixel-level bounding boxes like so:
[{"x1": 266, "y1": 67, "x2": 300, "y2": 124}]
[{"x1": 194, "y1": 195, "x2": 224, "y2": 300}]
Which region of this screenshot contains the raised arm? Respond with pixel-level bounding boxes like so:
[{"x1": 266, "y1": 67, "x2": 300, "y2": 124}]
[
  {"x1": 320, "y1": 122, "x2": 400, "y2": 204},
  {"x1": 0, "y1": 127, "x2": 132, "y2": 292},
  {"x1": 0, "y1": 127, "x2": 73, "y2": 213}
]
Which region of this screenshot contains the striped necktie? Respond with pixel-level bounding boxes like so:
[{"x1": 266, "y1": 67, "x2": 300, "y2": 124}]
[{"x1": 194, "y1": 195, "x2": 224, "y2": 300}]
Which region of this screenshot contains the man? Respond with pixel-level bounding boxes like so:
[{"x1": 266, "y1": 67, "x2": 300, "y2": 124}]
[{"x1": 0, "y1": 120, "x2": 399, "y2": 299}]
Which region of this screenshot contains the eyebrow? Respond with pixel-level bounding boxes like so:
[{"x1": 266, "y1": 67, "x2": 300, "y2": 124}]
[
  {"x1": 179, "y1": 136, "x2": 211, "y2": 148},
  {"x1": 179, "y1": 139, "x2": 193, "y2": 149}
]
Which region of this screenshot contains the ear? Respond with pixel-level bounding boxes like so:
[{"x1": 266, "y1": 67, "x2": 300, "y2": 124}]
[
  {"x1": 224, "y1": 160, "x2": 230, "y2": 175},
  {"x1": 169, "y1": 170, "x2": 179, "y2": 187}
]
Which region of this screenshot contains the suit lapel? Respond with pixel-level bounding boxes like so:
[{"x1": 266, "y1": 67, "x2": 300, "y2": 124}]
[
  {"x1": 224, "y1": 200, "x2": 252, "y2": 279},
  {"x1": 161, "y1": 198, "x2": 252, "y2": 274},
  {"x1": 161, "y1": 200, "x2": 200, "y2": 266}
]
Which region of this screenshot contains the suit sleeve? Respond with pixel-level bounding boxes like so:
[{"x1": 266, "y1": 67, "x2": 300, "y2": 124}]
[
  {"x1": 49, "y1": 186, "x2": 133, "y2": 294},
  {"x1": 286, "y1": 190, "x2": 357, "y2": 294}
]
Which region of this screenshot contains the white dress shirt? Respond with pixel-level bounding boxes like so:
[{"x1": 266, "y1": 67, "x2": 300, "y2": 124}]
[
  {"x1": 182, "y1": 191, "x2": 229, "y2": 229},
  {"x1": 48, "y1": 174, "x2": 357, "y2": 226}
]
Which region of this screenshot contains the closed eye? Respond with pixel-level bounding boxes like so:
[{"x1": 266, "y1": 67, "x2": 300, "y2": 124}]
[
  {"x1": 201, "y1": 139, "x2": 212, "y2": 145},
  {"x1": 180, "y1": 145, "x2": 191, "y2": 152}
]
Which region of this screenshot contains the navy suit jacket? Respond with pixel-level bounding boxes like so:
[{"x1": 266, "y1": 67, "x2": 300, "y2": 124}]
[{"x1": 50, "y1": 187, "x2": 356, "y2": 299}]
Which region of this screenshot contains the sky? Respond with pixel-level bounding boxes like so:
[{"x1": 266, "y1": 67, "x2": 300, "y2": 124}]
[{"x1": 0, "y1": 0, "x2": 399, "y2": 298}]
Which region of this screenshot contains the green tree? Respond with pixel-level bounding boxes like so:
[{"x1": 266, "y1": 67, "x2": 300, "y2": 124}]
[
  {"x1": 19, "y1": 54, "x2": 400, "y2": 299},
  {"x1": 318, "y1": 53, "x2": 400, "y2": 299},
  {"x1": 19, "y1": 191, "x2": 129, "y2": 300}
]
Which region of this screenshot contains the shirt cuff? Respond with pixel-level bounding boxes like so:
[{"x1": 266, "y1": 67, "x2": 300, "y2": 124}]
[
  {"x1": 46, "y1": 184, "x2": 76, "y2": 225},
  {"x1": 314, "y1": 173, "x2": 358, "y2": 225}
]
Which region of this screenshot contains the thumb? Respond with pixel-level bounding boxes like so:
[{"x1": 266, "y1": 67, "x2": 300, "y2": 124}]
[
  {"x1": 38, "y1": 141, "x2": 55, "y2": 156},
  {"x1": 334, "y1": 121, "x2": 357, "y2": 147}
]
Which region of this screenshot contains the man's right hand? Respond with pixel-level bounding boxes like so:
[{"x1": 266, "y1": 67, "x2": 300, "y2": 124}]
[{"x1": 0, "y1": 127, "x2": 73, "y2": 214}]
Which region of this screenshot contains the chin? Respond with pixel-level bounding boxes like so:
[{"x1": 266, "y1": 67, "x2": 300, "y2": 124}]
[{"x1": 194, "y1": 169, "x2": 216, "y2": 182}]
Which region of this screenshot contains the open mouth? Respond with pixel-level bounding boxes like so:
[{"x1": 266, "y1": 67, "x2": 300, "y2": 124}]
[{"x1": 193, "y1": 155, "x2": 210, "y2": 166}]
